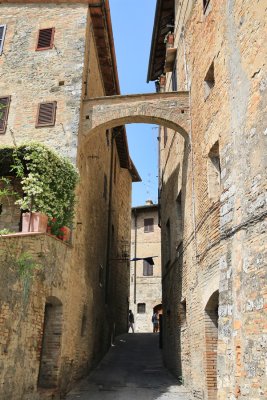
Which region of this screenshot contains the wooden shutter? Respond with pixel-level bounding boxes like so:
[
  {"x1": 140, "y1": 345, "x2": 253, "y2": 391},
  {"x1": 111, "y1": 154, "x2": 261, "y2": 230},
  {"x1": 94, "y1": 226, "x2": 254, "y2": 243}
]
[
  {"x1": 144, "y1": 218, "x2": 154, "y2": 233},
  {"x1": 0, "y1": 96, "x2": 11, "y2": 134},
  {"x1": 36, "y1": 102, "x2": 57, "y2": 127},
  {"x1": 0, "y1": 25, "x2": 7, "y2": 55},
  {"x1": 36, "y1": 28, "x2": 55, "y2": 50}
]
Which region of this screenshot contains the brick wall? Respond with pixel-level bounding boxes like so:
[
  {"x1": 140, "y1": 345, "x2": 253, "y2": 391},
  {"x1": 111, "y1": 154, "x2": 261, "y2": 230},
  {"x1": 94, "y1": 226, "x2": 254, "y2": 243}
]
[{"x1": 159, "y1": 0, "x2": 267, "y2": 399}]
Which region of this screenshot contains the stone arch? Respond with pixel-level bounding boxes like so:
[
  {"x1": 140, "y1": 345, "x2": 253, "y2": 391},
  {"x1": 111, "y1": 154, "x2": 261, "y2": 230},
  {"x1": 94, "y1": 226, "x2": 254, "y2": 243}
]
[
  {"x1": 38, "y1": 296, "x2": 63, "y2": 389},
  {"x1": 82, "y1": 92, "x2": 190, "y2": 143},
  {"x1": 204, "y1": 290, "x2": 219, "y2": 400}
]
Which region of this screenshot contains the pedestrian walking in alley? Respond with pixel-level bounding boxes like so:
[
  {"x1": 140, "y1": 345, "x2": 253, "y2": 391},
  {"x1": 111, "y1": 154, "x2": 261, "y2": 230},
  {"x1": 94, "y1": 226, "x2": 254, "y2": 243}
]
[
  {"x1": 152, "y1": 311, "x2": 159, "y2": 333},
  {"x1": 128, "y1": 310, "x2": 135, "y2": 333}
]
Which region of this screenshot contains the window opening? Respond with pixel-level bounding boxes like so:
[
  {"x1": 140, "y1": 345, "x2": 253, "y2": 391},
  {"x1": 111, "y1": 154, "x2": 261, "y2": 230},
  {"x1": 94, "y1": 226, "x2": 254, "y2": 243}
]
[
  {"x1": 204, "y1": 61, "x2": 215, "y2": 98},
  {"x1": 137, "y1": 303, "x2": 146, "y2": 314},
  {"x1": 0, "y1": 25, "x2": 7, "y2": 55},
  {"x1": 0, "y1": 96, "x2": 11, "y2": 134},
  {"x1": 207, "y1": 141, "x2": 221, "y2": 202},
  {"x1": 36, "y1": 28, "x2": 55, "y2": 51},
  {"x1": 143, "y1": 260, "x2": 153, "y2": 276},
  {"x1": 144, "y1": 218, "x2": 154, "y2": 233},
  {"x1": 36, "y1": 102, "x2": 57, "y2": 127}
]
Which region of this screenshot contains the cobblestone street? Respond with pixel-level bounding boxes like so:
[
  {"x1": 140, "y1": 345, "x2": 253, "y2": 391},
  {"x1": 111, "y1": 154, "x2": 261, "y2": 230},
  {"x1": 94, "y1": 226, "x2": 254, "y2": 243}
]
[{"x1": 66, "y1": 333, "x2": 191, "y2": 400}]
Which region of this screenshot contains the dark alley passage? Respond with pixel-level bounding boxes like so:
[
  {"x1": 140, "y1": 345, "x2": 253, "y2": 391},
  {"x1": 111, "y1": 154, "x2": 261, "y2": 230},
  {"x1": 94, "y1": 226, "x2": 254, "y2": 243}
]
[{"x1": 66, "y1": 333, "x2": 191, "y2": 400}]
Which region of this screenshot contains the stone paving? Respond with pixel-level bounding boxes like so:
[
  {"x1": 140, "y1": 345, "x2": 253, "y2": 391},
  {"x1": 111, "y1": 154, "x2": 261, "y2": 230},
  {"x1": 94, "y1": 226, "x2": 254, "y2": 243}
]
[{"x1": 66, "y1": 333, "x2": 191, "y2": 400}]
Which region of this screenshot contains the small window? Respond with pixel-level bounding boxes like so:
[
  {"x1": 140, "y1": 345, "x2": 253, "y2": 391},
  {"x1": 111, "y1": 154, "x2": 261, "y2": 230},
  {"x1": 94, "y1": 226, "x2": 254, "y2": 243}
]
[
  {"x1": 36, "y1": 102, "x2": 57, "y2": 127},
  {"x1": 144, "y1": 218, "x2": 154, "y2": 233},
  {"x1": 36, "y1": 28, "x2": 55, "y2": 51},
  {"x1": 103, "y1": 174, "x2": 107, "y2": 200},
  {"x1": 207, "y1": 141, "x2": 221, "y2": 201},
  {"x1": 204, "y1": 61, "x2": 215, "y2": 98},
  {"x1": 137, "y1": 303, "x2": 146, "y2": 314},
  {"x1": 0, "y1": 25, "x2": 7, "y2": 55},
  {"x1": 143, "y1": 260, "x2": 153, "y2": 276},
  {"x1": 0, "y1": 96, "x2": 11, "y2": 134}
]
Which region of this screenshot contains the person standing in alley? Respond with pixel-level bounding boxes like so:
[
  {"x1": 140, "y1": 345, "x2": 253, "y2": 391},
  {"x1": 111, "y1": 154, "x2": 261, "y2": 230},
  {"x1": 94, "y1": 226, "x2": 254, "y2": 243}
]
[
  {"x1": 128, "y1": 310, "x2": 135, "y2": 333},
  {"x1": 152, "y1": 310, "x2": 159, "y2": 333}
]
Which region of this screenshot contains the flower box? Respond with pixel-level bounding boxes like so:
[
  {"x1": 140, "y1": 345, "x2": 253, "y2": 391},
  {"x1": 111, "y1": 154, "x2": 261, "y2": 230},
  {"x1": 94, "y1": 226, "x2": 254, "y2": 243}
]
[{"x1": 22, "y1": 212, "x2": 48, "y2": 233}]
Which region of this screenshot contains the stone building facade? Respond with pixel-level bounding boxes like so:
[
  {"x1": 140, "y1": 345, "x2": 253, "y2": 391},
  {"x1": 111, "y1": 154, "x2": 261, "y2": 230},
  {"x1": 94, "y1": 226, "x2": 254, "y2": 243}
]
[
  {"x1": 0, "y1": 1, "x2": 139, "y2": 399},
  {"x1": 129, "y1": 201, "x2": 162, "y2": 333},
  {"x1": 147, "y1": 1, "x2": 267, "y2": 400}
]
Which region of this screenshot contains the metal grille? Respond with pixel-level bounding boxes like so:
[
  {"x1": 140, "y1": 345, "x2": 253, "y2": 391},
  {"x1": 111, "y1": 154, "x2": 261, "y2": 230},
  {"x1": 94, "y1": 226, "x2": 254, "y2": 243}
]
[
  {"x1": 36, "y1": 28, "x2": 54, "y2": 50},
  {"x1": 36, "y1": 102, "x2": 57, "y2": 127}
]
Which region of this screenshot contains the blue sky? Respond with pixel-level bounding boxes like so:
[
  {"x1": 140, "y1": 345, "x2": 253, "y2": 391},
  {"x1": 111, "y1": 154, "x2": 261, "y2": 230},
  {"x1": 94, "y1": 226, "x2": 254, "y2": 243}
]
[{"x1": 109, "y1": 0, "x2": 158, "y2": 207}]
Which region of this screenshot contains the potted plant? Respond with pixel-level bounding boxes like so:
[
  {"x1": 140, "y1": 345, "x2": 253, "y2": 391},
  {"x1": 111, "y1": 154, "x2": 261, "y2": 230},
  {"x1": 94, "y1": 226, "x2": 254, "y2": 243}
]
[{"x1": 0, "y1": 143, "x2": 79, "y2": 235}]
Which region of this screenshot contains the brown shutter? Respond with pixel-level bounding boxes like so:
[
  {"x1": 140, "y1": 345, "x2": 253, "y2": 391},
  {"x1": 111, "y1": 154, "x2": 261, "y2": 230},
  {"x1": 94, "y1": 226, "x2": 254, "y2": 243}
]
[
  {"x1": 36, "y1": 102, "x2": 57, "y2": 127},
  {"x1": 36, "y1": 28, "x2": 55, "y2": 51},
  {"x1": 0, "y1": 96, "x2": 11, "y2": 134},
  {"x1": 144, "y1": 218, "x2": 154, "y2": 233}
]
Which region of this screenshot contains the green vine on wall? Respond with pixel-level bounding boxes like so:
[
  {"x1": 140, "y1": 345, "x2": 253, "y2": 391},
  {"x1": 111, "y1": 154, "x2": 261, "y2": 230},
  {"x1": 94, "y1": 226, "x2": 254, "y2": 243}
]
[{"x1": 16, "y1": 252, "x2": 42, "y2": 303}]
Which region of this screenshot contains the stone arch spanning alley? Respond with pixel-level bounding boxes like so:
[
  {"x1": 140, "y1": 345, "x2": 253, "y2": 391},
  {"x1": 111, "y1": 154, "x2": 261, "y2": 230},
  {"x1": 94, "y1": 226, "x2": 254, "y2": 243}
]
[{"x1": 81, "y1": 92, "x2": 190, "y2": 141}]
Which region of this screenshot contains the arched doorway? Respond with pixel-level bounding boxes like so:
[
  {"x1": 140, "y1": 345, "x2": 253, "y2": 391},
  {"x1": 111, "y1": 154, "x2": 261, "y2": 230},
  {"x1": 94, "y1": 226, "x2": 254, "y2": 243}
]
[
  {"x1": 204, "y1": 290, "x2": 219, "y2": 400},
  {"x1": 38, "y1": 296, "x2": 63, "y2": 389}
]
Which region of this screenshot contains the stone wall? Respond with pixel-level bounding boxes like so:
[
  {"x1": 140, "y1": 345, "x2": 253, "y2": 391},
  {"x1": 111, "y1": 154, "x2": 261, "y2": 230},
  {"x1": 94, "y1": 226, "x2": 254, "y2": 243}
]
[
  {"x1": 0, "y1": 2, "x2": 88, "y2": 163},
  {"x1": 0, "y1": 234, "x2": 87, "y2": 400},
  {"x1": 0, "y1": 2, "x2": 133, "y2": 398},
  {"x1": 159, "y1": 0, "x2": 267, "y2": 399},
  {"x1": 130, "y1": 205, "x2": 162, "y2": 333}
]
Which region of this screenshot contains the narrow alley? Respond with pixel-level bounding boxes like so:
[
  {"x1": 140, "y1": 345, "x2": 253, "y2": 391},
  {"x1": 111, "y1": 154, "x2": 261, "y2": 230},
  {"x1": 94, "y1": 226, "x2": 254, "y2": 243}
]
[{"x1": 66, "y1": 333, "x2": 191, "y2": 400}]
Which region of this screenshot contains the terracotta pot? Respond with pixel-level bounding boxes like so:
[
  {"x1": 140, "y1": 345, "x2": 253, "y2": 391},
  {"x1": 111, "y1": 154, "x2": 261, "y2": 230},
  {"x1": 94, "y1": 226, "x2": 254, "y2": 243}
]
[{"x1": 22, "y1": 212, "x2": 48, "y2": 233}]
